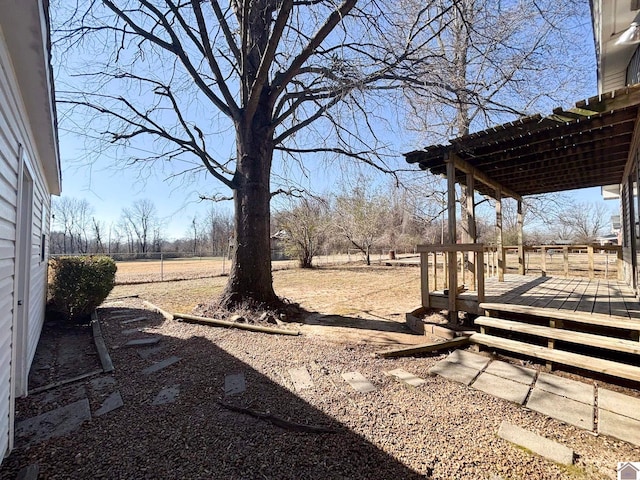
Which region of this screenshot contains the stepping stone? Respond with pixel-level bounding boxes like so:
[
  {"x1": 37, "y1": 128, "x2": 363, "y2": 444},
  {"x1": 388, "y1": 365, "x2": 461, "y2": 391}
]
[
  {"x1": 341, "y1": 371, "x2": 376, "y2": 393},
  {"x1": 121, "y1": 316, "x2": 148, "y2": 325},
  {"x1": 526, "y1": 388, "x2": 594, "y2": 430},
  {"x1": 428, "y1": 350, "x2": 490, "y2": 386},
  {"x1": 142, "y1": 356, "x2": 181, "y2": 375},
  {"x1": 89, "y1": 376, "x2": 116, "y2": 393},
  {"x1": 122, "y1": 328, "x2": 141, "y2": 335},
  {"x1": 125, "y1": 337, "x2": 160, "y2": 347},
  {"x1": 137, "y1": 345, "x2": 165, "y2": 360},
  {"x1": 472, "y1": 373, "x2": 530, "y2": 405},
  {"x1": 225, "y1": 373, "x2": 246, "y2": 396},
  {"x1": 446, "y1": 350, "x2": 491, "y2": 370},
  {"x1": 95, "y1": 391, "x2": 124, "y2": 416},
  {"x1": 152, "y1": 385, "x2": 180, "y2": 405},
  {"x1": 386, "y1": 368, "x2": 426, "y2": 387},
  {"x1": 39, "y1": 384, "x2": 86, "y2": 406},
  {"x1": 598, "y1": 409, "x2": 640, "y2": 446},
  {"x1": 598, "y1": 388, "x2": 640, "y2": 421},
  {"x1": 535, "y1": 373, "x2": 594, "y2": 406},
  {"x1": 484, "y1": 361, "x2": 536, "y2": 385},
  {"x1": 498, "y1": 422, "x2": 574, "y2": 465},
  {"x1": 289, "y1": 367, "x2": 314, "y2": 391},
  {"x1": 16, "y1": 464, "x2": 39, "y2": 480},
  {"x1": 15, "y1": 398, "x2": 91, "y2": 447}
]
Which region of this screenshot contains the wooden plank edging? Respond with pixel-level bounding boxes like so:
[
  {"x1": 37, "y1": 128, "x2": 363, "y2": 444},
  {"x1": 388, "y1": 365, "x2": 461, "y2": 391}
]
[{"x1": 91, "y1": 310, "x2": 114, "y2": 373}]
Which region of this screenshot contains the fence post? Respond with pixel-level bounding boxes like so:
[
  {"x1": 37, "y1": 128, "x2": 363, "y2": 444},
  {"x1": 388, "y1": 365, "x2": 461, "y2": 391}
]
[
  {"x1": 541, "y1": 246, "x2": 546, "y2": 277},
  {"x1": 588, "y1": 245, "x2": 594, "y2": 279},
  {"x1": 160, "y1": 252, "x2": 164, "y2": 281}
]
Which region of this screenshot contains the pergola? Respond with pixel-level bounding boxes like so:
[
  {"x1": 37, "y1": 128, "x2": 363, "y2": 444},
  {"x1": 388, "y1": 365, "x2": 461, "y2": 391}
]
[{"x1": 404, "y1": 84, "x2": 640, "y2": 318}]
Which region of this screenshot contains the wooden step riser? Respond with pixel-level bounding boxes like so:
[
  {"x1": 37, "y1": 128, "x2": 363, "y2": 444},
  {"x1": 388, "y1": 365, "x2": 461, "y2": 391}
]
[
  {"x1": 470, "y1": 333, "x2": 640, "y2": 383},
  {"x1": 475, "y1": 316, "x2": 640, "y2": 356}
]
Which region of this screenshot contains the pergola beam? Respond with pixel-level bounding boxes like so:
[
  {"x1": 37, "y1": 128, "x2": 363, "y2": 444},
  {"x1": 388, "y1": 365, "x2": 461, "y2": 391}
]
[{"x1": 451, "y1": 155, "x2": 522, "y2": 201}]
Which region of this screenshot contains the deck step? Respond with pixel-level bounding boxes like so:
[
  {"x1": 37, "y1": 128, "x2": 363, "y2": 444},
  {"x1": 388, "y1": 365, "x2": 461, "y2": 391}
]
[
  {"x1": 475, "y1": 316, "x2": 640, "y2": 355},
  {"x1": 469, "y1": 333, "x2": 640, "y2": 383},
  {"x1": 479, "y1": 302, "x2": 640, "y2": 332}
]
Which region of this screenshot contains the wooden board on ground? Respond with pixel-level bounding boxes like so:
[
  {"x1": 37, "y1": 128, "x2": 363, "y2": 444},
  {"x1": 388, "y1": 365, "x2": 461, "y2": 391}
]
[{"x1": 376, "y1": 336, "x2": 469, "y2": 358}]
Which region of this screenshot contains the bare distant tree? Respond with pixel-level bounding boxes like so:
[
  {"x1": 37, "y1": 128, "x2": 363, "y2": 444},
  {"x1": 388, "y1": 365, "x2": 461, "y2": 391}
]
[
  {"x1": 92, "y1": 217, "x2": 106, "y2": 253},
  {"x1": 557, "y1": 201, "x2": 611, "y2": 244},
  {"x1": 120, "y1": 199, "x2": 159, "y2": 254},
  {"x1": 52, "y1": 197, "x2": 94, "y2": 254},
  {"x1": 55, "y1": 0, "x2": 460, "y2": 307},
  {"x1": 274, "y1": 196, "x2": 329, "y2": 268},
  {"x1": 333, "y1": 178, "x2": 391, "y2": 265}
]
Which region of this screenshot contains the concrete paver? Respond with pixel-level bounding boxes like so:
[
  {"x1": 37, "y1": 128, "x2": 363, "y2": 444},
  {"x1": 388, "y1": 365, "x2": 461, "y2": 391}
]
[
  {"x1": 15, "y1": 398, "x2": 91, "y2": 447},
  {"x1": 498, "y1": 422, "x2": 574, "y2": 465},
  {"x1": 16, "y1": 465, "x2": 39, "y2": 480},
  {"x1": 152, "y1": 385, "x2": 180, "y2": 405},
  {"x1": 446, "y1": 349, "x2": 491, "y2": 370},
  {"x1": 137, "y1": 345, "x2": 165, "y2": 359},
  {"x1": 472, "y1": 373, "x2": 530, "y2": 405},
  {"x1": 289, "y1": 367, "x2": 314, "y2": 391},
  {"x1": 526, "y1": 388, "x2": 594, "y2": 430},
  {"x1": 598, "y1": 409, "x2": 640, "y2": 447},
  {"x1": 535, "y1": 373, "x2": 594, "y2": 406},
  {"x1": 598, "y1": 388, "x2": 640, "y2": 420},
  {"x1": 484, "y1": 361, "x2": 536, "y2": 385},
  {"x1": 89, "y1": 376, "x2": 116, "y2": 393},
  {"x1": 386, "y1": 368, "x2": 426, "y2": 387},
  {"x1": 125, "y1": 337, "x2": 160, "y2": 347},
  {"x1": 142, "y1": 356, "x2": 181, "y2": 375},
  {"x1": 225, "y1": 373, "x2": 246, "y2": 396},
  {"x1": 121, "y1": 316, "x2": 148, "y2": 325},
  {"x1": 429, "y1": 361, "x2": 481, "y2": 386},
  {"x1": 342, "y1": 371, "x2": 376, "y2": 393},
  {"x1": 95, "y1": 391, "x2": 124, "y2": 416}
]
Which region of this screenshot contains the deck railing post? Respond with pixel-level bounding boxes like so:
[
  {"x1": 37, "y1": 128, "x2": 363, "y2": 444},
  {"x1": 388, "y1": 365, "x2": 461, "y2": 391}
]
[
  {"x1": 588, "y1": 245, "x2": 595, "y2": 279},
  {"x1": 618, "y1": 247, "x2": 624, "y2": 281},
  {"x1": 420, "y1": 251, "x2": 430, "y2": 308},
  {"x1": 541, "y1": 246, "x2": 546, "y2": 277},
  {"x1": 432, "y1": 252, "x2": 438, "y2": 291},
  {"x1": 563, "y1": 246, "x2": 569, "y2": 278}
]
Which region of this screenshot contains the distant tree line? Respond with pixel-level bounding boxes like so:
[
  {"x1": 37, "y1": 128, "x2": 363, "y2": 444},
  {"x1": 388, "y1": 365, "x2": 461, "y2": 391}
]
[{"x1": 50, "y1": 179, "x2": 613, "y2": 265}]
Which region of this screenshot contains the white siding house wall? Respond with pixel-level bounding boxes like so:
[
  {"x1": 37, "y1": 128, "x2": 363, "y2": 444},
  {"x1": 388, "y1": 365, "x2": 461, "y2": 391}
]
[{"x1": 0, "y1": 0, "x2": 60, "y2": 459}]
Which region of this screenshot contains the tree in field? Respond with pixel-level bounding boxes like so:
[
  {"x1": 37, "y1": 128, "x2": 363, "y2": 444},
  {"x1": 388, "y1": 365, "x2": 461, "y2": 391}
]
[
  {"x1": 333, "y1": 179, "x2": 390, "y2": 265},
  {"x1": 120, "y1": 199, "x2": 160, "y2": 254},
  {"x1": 55, "y1": 0, "x2": 455, "y2": 308},
  {"x1": 556, "y1": 201, "x2": 611, "y2": 244},
  {"x1": 274, "y1": 196, "x2": 329, "y2": 268}
]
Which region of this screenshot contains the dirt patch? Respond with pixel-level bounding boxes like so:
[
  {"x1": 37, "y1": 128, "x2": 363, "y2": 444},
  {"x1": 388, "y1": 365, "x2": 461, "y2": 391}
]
[{"x1": 28, "y1": 318, "x2": 101, "y2": 390}]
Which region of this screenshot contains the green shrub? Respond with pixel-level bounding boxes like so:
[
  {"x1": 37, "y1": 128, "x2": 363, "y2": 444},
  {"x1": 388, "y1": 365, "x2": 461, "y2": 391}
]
[{"x1": 48, "y1": 256, "x2": 117, "y2": 324}]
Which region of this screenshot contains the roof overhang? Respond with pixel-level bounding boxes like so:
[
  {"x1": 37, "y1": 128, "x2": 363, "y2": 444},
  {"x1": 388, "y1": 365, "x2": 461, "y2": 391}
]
[
  {"x1": 405, "y1": 85, "x2": 640, "y2": 199},
  {"x1": 0, "y1": 0, "x2": 61, "y2": 194}
]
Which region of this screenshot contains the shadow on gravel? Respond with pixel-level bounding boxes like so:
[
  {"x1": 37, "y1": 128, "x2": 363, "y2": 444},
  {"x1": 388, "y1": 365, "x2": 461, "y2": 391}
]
[{"x1": 1, "y1": 306, "x2": 427, "y2": 479}]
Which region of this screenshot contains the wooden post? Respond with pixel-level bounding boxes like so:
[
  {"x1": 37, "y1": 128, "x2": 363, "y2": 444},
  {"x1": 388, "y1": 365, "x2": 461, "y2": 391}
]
[
  {"x1": 517, "y1": 199, "x2": 524, "y2": 275},
  {"x1": 477, "y1": 250, "x2": 485, "y2": 303},
  {"x1": 546, "y1": 318, "x2": 563, "y2": 371},
  {"x1": 541, "y1": 246, "x2": 546, "y2": 277},
  {"x1": 447, "y1": 155, "x2": 458, "y2": 321},
  {"x1": 432, "y1": 252, "x2": 438, "y2": 290},
  {"x1": 588, "y1": 245, "x2": 594, "y2": 279},
  {"x1": 467, "y1": 173, "x2": 476, "y2": 290},
  {"x1": 618, "y1": 247, "x2": 624, "y2": 281},
  {"x1": 563, "y1": 246, "x2": 569, "y2": 278},
  {"x1": 496, "y1": 190, "x2": 504, "y2": 282},
  {"x1": 420, "y1": 252, "x2": 430, "y2": 308}
]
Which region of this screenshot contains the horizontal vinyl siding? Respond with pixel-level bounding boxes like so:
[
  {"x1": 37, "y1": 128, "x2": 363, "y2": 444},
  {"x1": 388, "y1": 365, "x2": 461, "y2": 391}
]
[{"x1": 0, "y1": 17, "x2": 56, "y2": 457}]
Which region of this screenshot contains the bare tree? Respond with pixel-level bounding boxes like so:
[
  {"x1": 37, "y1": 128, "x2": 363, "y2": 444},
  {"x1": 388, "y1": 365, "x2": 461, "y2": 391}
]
[
  {"x1": 333, "y1": 178, "x2": 390, "y2": 265},
  {"x1": 120, "y1": 199, "x2": 159, "y2": 254},
  {"x1": 403, "y1": 0, "x2": 592, "y2": 244},
  {"x1": 274, "y1": 196, "x2": 329, "y2": 268},
  {"x1": 52, "y1": 197, "x2": 94, "y2": 254},
  {"x1": 556, "y1": 201, "x2": 611, "y2": 244},
  {"x1": 54, "y1": 0, "x2": 458, "y2": 307}
]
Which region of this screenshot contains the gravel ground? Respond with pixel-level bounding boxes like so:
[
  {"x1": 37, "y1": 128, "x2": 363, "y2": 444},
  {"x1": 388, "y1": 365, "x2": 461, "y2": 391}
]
[{"x1": 2, "y1": 297, "x2": 639, "y2": 479}]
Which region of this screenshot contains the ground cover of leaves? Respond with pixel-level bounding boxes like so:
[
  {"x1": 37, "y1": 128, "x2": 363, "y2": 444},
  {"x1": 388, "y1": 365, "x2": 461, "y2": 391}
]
[{"x1": 2, "y1": 265, "x2": 639, "y2": 479}]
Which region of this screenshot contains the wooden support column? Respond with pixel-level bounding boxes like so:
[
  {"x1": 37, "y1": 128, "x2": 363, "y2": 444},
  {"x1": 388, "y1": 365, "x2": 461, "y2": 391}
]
[
  {"x1": 496, "y1": 189, "x2": 504, "y2": 282},
  {"x1": 588, "y1": 245, "x2": 595, "y2": 279},
  {"x1": 466, "y1": 173, "x2": 476, "y2": 289},
  {"x1": 447, "y1": 155, "x2": 458, "y2": 321},
  {"x1": 517, "y1": 199, "x2": 524, "y2": 275},
  {"x1": 420, "y1": 252, "x2": 430, "y2": 308}
]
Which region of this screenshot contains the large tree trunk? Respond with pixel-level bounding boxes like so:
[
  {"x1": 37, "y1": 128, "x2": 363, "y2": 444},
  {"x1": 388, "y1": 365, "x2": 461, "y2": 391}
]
[{"x1": 220, "y1": 113, "x2": 279, "y2": 307}]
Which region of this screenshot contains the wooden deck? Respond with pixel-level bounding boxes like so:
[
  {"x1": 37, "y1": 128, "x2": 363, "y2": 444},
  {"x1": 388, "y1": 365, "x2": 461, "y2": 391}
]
[{"x1": 481, "y1": 274, "x2": 640, "y2": 320}]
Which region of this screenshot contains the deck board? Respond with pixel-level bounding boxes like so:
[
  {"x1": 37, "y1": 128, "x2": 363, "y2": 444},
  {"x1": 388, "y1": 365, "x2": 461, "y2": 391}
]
[{"x1": 483, "y1": 275, "x2": 640, "y2": 321}]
